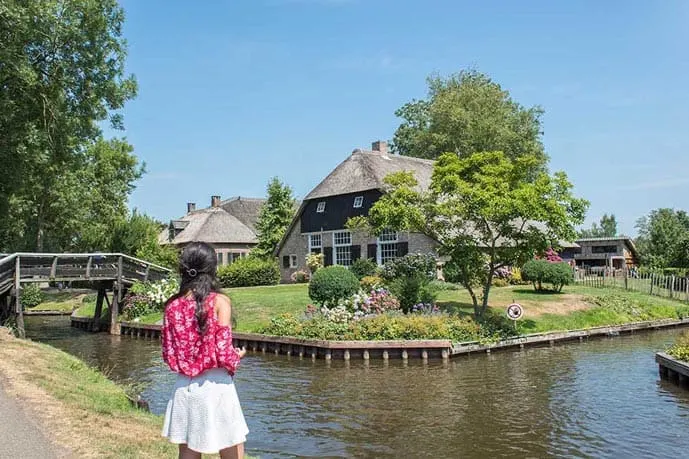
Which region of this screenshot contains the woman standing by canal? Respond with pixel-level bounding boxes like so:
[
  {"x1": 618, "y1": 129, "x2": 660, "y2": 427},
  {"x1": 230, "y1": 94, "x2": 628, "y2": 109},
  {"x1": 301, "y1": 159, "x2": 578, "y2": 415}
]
[{"x1": 161, "y1": 242, "x2": 249, "y2": 459}]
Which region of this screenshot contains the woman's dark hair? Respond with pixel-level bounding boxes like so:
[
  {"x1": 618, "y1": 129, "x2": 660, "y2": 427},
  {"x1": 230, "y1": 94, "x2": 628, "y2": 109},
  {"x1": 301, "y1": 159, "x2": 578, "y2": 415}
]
[{"x1": 168, "y1": 242, "x2": 221, "y2": 332}]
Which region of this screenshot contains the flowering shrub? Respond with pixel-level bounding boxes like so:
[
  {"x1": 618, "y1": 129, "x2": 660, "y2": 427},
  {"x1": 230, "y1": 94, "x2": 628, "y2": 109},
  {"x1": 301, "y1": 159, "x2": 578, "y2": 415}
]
[
  {"x1": 360, "y1": 275, "x2": 384, "y2": 291},
  {"x1": 321, "y1": 305, "x2": 353, "y2": 324},
  {"x1": 290, "y1": 270, "x2": 310, "y2": 283},
  {"x1": 21, "y1": 284, "x2": 45, "y2": 308},
  {"x1": 306, "y1": 252, "x2": 324, "y2": 274},
  {"x1": 411, "y1": 303, "x2": 440, "y2": 315},
  {"x1": 381, "y1": 253, "x2": 438, "y2": 312},
  {"x1": 122, "y1": 277, "x2": 180, "y2": 320}
]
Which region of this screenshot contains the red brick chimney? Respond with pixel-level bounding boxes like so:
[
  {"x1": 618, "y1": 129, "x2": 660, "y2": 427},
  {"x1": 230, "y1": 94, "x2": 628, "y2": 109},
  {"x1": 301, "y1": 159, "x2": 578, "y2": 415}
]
[
  {"x1": 211, "y1": 195, "x2": 221, "y2": 207},
  {"x1": 372, "y1": 140, "x2": 388, "y2": 154},
  {"x1": 187, "y1": 202, "x2": 196, "y2": 213}
]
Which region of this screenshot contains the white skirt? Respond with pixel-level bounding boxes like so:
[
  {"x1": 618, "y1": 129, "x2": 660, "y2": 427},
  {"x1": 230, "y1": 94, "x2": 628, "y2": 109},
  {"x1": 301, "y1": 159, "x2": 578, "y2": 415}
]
[{"x1": 162, "y1": 368, "x2": 249, "y2": 453}]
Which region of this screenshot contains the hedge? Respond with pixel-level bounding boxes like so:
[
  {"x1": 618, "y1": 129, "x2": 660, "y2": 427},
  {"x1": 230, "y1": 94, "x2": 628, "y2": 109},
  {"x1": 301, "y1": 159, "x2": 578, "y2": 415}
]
[
  {"x1": 217, "y1": 257, "x2": 280, "y2": 288},
  {"x1": 308, "y1": 266, "x2": 359, "y2": 307}
]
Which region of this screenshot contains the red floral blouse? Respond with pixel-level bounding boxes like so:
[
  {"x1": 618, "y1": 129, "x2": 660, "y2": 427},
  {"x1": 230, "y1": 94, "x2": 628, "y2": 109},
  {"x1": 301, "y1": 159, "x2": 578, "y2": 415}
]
[{"x1": 162, "y1": 292, "x2": 241, "y2": 377}]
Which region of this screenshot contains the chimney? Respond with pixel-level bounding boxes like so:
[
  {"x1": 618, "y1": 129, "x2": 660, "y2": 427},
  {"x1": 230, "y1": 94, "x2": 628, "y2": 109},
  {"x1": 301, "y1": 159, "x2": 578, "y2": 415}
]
[
  {"x1": 211, "y1": 195, "x2": 221, "y2": 207},
  {"x1": 372, "y1": 140, "x2": 388, "y2": 155},
  {"x1": 187, "y1": 202, "x2": 196, "y2": 213}
]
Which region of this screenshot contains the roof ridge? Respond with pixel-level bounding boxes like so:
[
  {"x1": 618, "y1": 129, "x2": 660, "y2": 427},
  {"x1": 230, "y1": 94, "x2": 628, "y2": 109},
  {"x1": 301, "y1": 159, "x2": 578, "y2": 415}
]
[{"x1": 357, "y1": 150, "x2": 436, "y2": 165}]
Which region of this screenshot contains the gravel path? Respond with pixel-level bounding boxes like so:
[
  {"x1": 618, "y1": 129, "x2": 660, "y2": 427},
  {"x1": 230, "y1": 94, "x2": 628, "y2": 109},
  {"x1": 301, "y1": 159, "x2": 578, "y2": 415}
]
[{"x1": 0, "y1": 382, "x2": 70, "y2": 458}]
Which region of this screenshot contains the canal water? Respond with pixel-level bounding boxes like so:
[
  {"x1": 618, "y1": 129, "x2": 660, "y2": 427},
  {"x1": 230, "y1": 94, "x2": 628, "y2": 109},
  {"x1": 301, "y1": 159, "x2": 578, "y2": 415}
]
[{"x1": 25, "y1": 316, "x2": 689, "y2": 458}]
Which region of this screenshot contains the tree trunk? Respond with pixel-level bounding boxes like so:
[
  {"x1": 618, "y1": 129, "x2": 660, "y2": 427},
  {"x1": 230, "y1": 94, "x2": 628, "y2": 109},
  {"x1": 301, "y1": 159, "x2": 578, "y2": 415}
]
[{"x1": 480, "y1": 273, "x2": 493, "y2": 317}]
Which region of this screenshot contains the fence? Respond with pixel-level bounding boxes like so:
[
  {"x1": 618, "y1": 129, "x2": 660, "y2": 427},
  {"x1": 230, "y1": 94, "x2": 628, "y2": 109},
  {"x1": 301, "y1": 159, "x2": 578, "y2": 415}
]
[{"x1": 575, "y1": 267, "x2": 689, "y2": 303}]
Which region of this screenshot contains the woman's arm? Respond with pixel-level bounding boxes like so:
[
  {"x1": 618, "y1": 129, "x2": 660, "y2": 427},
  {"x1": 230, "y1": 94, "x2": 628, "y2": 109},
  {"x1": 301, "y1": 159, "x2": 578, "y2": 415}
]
[{"x1": 214, "y1": 294, "x2": 245, "y2": 375}]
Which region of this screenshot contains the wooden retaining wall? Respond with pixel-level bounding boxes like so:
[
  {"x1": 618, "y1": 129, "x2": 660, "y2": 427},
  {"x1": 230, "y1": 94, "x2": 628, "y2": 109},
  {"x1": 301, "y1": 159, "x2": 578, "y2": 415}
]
[
  {"x1": 69, "y1": 317, "x2": 689, "y2": 361},
  {"x1": 656, "y1": 352, "x2": 689, "y2": 388}
]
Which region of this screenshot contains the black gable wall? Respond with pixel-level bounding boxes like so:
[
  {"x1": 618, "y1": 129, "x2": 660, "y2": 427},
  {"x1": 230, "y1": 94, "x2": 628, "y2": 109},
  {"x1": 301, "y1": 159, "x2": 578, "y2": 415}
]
[{"x1": 300, "y1": 190, "x2": 382, "y2": 233}]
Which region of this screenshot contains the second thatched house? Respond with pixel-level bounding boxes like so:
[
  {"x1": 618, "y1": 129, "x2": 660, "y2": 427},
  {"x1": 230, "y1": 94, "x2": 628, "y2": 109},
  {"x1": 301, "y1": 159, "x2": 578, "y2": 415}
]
[
  {"x1": 275, "y1": 141, "x2": 439, "y2": 283},
  {"x1": 160, "y1": 196, "x2": 265, "y2": 265}
]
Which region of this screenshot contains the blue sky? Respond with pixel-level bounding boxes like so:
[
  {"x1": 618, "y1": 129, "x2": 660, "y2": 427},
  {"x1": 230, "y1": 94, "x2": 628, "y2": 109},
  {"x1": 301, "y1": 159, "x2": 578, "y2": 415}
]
[{"x1": 115, "y1": 0, "x2": 689, "y2": 236}]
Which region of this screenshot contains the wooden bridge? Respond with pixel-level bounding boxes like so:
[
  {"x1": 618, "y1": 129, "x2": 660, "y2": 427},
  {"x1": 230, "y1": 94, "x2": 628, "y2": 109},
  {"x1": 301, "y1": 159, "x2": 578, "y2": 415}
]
[{"x1": 0, "y1": 253, "x2": 171, "y2": 337}]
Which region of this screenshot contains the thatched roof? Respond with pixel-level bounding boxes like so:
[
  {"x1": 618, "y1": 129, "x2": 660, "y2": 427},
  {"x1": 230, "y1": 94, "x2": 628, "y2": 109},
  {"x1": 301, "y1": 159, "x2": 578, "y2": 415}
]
[
  {"x1": 161, "y1": 206, "x2": 259, "y2": 246},
  {"x1": 305, "y1": 149, "x2": 435, "y2": 200},
  {"x1": 220, "y1": 196, "x2": 265, "y2": 232}
]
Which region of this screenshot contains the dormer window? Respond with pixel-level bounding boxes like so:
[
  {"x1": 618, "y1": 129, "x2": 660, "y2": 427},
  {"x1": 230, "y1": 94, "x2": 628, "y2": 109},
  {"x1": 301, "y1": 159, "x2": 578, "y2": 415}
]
[
  {"x1": 353, "y1": 196, "x2": 364, "y2": 208},
  {"x1": 316, "y1": 201, "x2": 326, "y2": 213}
]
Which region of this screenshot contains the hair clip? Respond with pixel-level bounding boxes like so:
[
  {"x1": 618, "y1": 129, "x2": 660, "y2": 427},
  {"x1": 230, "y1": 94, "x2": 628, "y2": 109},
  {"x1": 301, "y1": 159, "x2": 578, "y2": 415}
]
[{"x1": 187, "y1": 268, "x2": 198, "y2": 277}]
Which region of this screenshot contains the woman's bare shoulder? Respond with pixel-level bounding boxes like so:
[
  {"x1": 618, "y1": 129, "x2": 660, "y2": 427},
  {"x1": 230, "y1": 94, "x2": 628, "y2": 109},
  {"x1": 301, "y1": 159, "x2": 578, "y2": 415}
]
[{"x1": 214, "y1": 293, "x2": 232, "y2": 326}]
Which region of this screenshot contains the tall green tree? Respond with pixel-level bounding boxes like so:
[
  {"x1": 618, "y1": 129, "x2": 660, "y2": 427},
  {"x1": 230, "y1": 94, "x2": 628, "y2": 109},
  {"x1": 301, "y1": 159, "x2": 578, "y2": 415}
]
[
  {"x1": 578, "y1": 213, "x2": 618, "y2": 238},
  {"x1": 636, "y1": 208, "x2": 689, "y2": 268},
  {"x1": 111, "y1": 211, "x2": 178, "y2": 268},
  {"x1": 0, "y1": 0, "x2": 137, "y2": 251},
  {"x1": 252, "y1": 178, "x2": 297, "y2": 259},
  {"x1": 356, "y1": 151, "x2": 587, "y2": 318},
  {"x1": 392, "y1": 70, "x2": 548, "y2": 177}
]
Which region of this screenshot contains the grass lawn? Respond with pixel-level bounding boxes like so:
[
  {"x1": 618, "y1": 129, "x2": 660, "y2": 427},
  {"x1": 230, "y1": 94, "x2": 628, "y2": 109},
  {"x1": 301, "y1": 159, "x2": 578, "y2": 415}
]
[
  {"x1": 226, "y1": 283, "x2": 689, "y2": 335},
  {"x1": 29, "y1": 291, "x2": 96, "y2": 312},
  {"x1": 228, "y1": 284, "x2": 310, "y2": 332}
]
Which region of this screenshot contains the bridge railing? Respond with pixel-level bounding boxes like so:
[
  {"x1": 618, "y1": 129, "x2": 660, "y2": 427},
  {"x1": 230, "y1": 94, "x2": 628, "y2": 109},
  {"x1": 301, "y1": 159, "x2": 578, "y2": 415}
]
[{"x1": 0, "y1": 253, "x2": 171, "y2": 295}]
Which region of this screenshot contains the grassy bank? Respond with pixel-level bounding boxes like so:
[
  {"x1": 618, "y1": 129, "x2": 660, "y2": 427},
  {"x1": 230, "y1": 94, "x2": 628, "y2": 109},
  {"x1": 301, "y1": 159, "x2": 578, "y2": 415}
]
[
  {"x1": 29, "y1": 290, "x2": 95, "y2": 312},
  {"x1": 0, "y1": 328, "x2": 176, "y2": 458},
  {"x1": 0, "y1": 329, "x2": 257, "y2": 458}
]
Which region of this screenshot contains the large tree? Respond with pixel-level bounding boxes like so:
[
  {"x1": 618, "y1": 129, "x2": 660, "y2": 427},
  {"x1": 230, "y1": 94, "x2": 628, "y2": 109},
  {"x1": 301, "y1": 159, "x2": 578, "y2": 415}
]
[
  {"x1": 111, "y1": 211, "x2": 178, "y2": 269},
  {"x1": 0, "y1": 0, "x2": 137, "y2": 251},
  {"x1": 392, "y1": 70, "x2": 547, "y2": 177},
  {"x1": 252, "y1": 177, "x2": 297, "y2": 259},
  {"x1": 359, "y1": 151, "x2": 588, "y2": 317},
  {"x1": 578, "y1": 213, "x2": 618, "y2": 238},
  {"x1": 636, "y1": 208, "x2": 689, "y2": 268}
]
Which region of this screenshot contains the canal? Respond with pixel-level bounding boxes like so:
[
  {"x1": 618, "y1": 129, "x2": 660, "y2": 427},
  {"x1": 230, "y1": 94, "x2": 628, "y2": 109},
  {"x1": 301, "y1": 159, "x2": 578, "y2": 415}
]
[{"x1": 25, "y1": 316, "x2": 689, "y2": 458}]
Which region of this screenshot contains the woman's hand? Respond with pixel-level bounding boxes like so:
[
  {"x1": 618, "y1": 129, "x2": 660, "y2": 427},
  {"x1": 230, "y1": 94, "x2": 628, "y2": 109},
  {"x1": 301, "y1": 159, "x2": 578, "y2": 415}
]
[{"x1": 237, "y1": 347, "x2": 247, "y2": 359}]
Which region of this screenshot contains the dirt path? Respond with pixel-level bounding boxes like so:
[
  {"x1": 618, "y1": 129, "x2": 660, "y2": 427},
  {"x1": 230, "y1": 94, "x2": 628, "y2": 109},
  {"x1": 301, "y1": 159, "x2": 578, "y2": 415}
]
[{"x1": 0, "y1": 381, "x2": 70, "y2": 458}]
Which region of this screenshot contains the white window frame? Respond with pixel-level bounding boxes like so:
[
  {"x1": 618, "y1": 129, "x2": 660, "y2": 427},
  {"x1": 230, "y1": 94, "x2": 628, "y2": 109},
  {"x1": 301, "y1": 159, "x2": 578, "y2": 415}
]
[
  {"x1": 308, "y1": 234, "x2": 322, "y2": 253},
  {"x1": 377, "y1": 230, "x2": 399, "y2": 265},
  {"x1": 289, "y1": 254, "x2": 298, "y2": 268},
  {"x1": 316, "y1": 201, "x2": 326, "y2": 213},
  {"x1": 353, "y1": 196, "x2": 364, "y2": 208},
  {"x1": 333, "y1": 230, "x2": 352, "y2": 266}
]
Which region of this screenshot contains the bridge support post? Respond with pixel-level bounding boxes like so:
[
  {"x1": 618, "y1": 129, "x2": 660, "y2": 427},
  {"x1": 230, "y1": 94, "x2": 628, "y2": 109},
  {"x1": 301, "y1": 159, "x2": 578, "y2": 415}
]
[
  {"x1": 92, "y1": 287, "x2": 106, "y2": 332},
  {"x1": 14, "y1": 257, "x2": 24, "y2": 338},
  {"x1": 109, "y1": 256, "x2": 123, "y2": 336}
]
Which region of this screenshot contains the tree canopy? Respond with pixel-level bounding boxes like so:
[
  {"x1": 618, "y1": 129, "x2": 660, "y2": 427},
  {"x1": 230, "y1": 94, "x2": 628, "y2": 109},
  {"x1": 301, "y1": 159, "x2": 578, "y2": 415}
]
[
  {"x1": 252, "y1": 177, "x2": 297, "y2": 259},
  {"x1": 361, "y1": 151, "x2": 587, "y2": 317},
  {"x1": 392, "y1": 70, "x2": 548, "y2": 177},
  {"x1": 636, "y1": 208, "x2": 689, "y2": 268},
  {"x1": 578, "y1": 213, "x2": 618, "y2": 238},
  {"x1": 0, "y1": 0, "x2": 139, "y2": 252}
]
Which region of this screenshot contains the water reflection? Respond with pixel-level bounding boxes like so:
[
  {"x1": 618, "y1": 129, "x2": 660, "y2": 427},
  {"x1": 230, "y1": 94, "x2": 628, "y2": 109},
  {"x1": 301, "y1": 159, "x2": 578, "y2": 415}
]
[{"x1": 25, "y1": 317, "x2": 689, "y2": 458}]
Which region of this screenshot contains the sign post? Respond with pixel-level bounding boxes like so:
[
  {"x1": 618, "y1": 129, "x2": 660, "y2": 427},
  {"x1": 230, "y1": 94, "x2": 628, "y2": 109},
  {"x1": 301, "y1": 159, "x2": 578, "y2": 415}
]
[{"x1": 506, "y1": 303, "x2": 523, "y2": 335}]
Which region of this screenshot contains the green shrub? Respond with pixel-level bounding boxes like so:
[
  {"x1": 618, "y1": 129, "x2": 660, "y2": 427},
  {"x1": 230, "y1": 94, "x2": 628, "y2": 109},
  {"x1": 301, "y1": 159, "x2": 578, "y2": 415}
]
[
  {"x1": 382, "y1": 254, "x2": 437, "y2": 312},
  {"x1": 217, "y1": 257, "x2": 280, "y2": 288},
  {"x1": 350, "y1": 258, "x2": 378, "y2": 280},
  {"x1": 492, "y1": 278, "x2": 509, "y2": 288},
  {"x1": 522, "y1": 260, "x2": 573, "y2": 292},
  {"x1": 668, "y1": 332, "x2": 689, "y2": 362},
  {"x1": 308, "y1": 266, "x2": 359, "y2": 307},
  {"x1": 21, "y1": 284, "x2": 44, "y2": 308},
  {"x1": 290, "y1": 270, "x2": 310, "y2": 283}
]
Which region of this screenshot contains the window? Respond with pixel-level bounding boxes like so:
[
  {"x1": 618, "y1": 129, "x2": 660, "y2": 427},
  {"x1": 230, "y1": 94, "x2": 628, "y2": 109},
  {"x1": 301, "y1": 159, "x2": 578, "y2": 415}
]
[
  {"x1": 333, "y1": 231, "x2": 352, "y2": 266},
  {"x1": 289, "y1": 254, "x2": 298, "y2": 268},
  {"x1": 217, "y1": 252, "x2": 224, "y2": 265},
  {"x1": 353, "y1": 196, "x2": 364, "y2": 208},
  {"x1": 309, "y1": 234, "x2": 322, "y2": 253},
  {"x1": 316, "y1": 201, "x2": 326, "y2": 213},
  {"x1": 229, "y1": 252, "x2": 243, "y2": 264},
  {"x1": 592, "y1": 245, "x2": 618, "y2": 254},
  {"x1": 378, "y1": 230, "x2": 398, "y2": 265}
]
